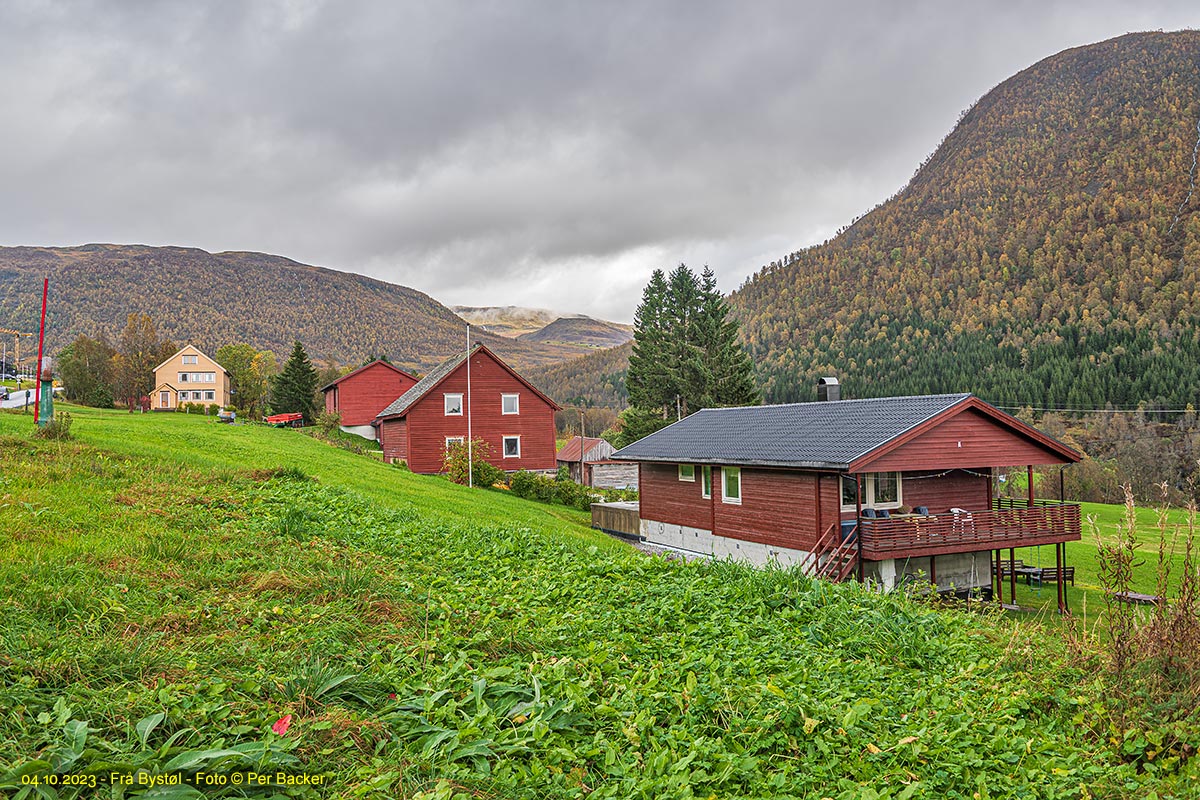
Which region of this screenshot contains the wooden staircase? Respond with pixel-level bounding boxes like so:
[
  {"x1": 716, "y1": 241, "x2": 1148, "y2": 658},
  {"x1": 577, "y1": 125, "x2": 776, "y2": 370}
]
[{"x1": 805, "y1": 521, "x2": 859, "y2": 582}]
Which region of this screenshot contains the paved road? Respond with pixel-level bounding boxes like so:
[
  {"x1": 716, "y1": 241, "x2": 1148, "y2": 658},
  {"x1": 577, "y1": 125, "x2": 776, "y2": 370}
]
[{"x1": 1, "y1": 388, "x2": 43, "y2": 409}]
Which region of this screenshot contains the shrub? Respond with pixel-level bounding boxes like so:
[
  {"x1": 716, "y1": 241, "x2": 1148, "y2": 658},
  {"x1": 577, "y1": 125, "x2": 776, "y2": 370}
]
[
  {"x1": 33, "y1": 412, "x2": 73, "y2": 441},
  {"x1": 316, "y1": 409, "x2": 342, "y2": 435},
  {"x1": 444, "y1": 438, "x2": 503, "y2": 487}
]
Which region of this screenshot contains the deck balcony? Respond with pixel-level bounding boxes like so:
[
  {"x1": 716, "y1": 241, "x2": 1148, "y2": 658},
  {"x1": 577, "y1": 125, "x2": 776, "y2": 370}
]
[{"x1": 857, "y1": 499, "x2": 1082, "y2": 561}]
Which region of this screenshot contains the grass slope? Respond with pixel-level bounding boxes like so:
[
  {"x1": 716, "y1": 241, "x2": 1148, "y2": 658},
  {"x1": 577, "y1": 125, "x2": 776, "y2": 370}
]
[{"x1": 1, "y1": 407, "x2": 1195, "y2": 798}]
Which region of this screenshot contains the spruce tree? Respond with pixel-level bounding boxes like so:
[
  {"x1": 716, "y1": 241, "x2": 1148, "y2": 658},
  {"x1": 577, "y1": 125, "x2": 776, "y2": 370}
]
[
  {"x1": 626, "y1": 269, "x2": 673, "y2": 414},
  {"x1": 271, "y1": 340, "x2": 319, "y2": 422},
  {"x1": 695, "y1": 265, "x2": 760, "y2": 408}
]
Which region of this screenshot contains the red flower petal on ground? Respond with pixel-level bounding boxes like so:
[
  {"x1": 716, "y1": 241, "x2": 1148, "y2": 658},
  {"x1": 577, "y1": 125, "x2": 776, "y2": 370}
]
[
  {"x1": 272, "y1": 714, "x2": 292, "y2": 735},
  {"x1": 388, "y1": 693, "x2": 397, "y2": 700}
]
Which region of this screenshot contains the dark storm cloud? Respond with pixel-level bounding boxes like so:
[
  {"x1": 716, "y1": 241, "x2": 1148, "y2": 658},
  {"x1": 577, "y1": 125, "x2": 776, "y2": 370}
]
[{"x1": 1, "y1": 0, "x2": 1198, "y2": 320}]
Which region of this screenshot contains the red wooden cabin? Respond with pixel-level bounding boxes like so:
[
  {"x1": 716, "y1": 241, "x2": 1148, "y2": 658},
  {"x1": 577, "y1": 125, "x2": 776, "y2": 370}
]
[
  {"x1": 613, "y1": 390, "x2": 1082, "y2": 610},
  {"x1": 322, "y1": 360, "x2": 418, "y2": 440},
  {"x1": 375, "y1": 344, "x2": 559, "y2": 474}
]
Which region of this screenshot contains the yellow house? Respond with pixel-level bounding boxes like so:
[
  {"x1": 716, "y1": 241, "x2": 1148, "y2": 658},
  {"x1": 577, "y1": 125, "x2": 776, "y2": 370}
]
[{"x1": 151, "y1": 345, "x2": 231, "y2": 411}]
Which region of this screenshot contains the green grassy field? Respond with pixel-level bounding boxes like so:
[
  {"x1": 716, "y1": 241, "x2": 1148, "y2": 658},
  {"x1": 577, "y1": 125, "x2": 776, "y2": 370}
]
[{"x1": 1, "y1": 406, "x2": 1197, "y2": 798}]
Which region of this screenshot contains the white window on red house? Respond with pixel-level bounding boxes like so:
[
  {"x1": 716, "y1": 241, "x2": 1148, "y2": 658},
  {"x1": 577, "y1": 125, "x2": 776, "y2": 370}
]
[
  {"x1": 721, "y1": 467, "x2": 742, "y2": 505},
  {"x1": 503, "y1": 436, "x2": 520, "y2": 458},
  {"x1": 678, "y1": 464, "x2": 695, "y2": 482},
  {"x1": 701, "y1": 466, "x2": 712, "y2": 498},
  {"x1": 444, "y1": 393, "x2": 463, "y2": 415},
  {"x1": 840, "y1": 473, "x2": 903, "y2": 512},
  {"x1": 445, "y1": 436, "x2": 465, "y2": 451},
  {"x1": 501, "y1": 393, "x2": 519, "y2": 415}
]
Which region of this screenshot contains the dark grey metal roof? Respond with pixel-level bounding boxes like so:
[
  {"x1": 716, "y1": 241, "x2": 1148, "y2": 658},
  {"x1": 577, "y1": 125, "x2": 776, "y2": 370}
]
[
  {"x1": 376, "y1": 347, "x2": 471, "y2": 418},
  {"x1": 611, "y1": 393, "x2": 972, "y2": 470}
]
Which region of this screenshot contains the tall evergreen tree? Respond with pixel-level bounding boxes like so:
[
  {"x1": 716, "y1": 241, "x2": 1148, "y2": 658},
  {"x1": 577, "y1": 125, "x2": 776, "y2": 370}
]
[
  {"x1": 693, "y1": 266, "x2": 760, "y2": 409},
  {"x1": 271, "y1": 341, "x2": 319, "y2": 422},
  {"x1": 625, "y1": 264, "x2": 760, "y2": 429},
  {"x1": 626, "y1": 269, "x2": 672, "y2": 414}
]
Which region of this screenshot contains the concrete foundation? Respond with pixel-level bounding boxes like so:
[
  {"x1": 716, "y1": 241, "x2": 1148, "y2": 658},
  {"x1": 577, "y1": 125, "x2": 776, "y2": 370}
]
[
  {"x1": 640, "y1": 519, "x2": 813, "y2": 568},
  {"x1": 340, "y1": 424, "x2": 377, "y2": 441},
  {"x1": 862, "y1": 551, "x2": 992, "y2": 591}
]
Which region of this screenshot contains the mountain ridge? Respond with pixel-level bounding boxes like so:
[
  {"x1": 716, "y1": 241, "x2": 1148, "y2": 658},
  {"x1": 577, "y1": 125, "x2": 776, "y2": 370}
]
[{"x1": 0, "y1": 244, "x2": 581, "y2": 374}]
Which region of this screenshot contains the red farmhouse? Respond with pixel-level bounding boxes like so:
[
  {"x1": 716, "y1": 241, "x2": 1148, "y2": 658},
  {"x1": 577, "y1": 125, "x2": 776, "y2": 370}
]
[
  {"x1": 613, "y1": 389, "x2": 1082, "y2": 610},
  {"x1": 376, "y1": 343, "x2": 559, "y2": 474},
  {"x1": 321, "y1": 360, "x2": 418, "y2": 440}
]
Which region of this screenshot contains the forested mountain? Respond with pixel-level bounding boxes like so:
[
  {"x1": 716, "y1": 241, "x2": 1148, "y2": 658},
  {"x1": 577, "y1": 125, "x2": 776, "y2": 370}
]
[
  {"x1": 733, "y1": 31, "x2": 1200, "y2": 410},
  {"x1": 0, "y1": 245, "x2": 579, "y2": 373},
  {"x1": 526, "y1": 342, "x2": 631, "y2": 409}
]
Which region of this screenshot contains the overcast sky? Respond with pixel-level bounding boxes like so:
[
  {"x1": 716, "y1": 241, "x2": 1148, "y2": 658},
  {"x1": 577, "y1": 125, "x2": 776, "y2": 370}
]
[{"x1": 2, "y1": 1, "x2": 1198, "y2": 322}]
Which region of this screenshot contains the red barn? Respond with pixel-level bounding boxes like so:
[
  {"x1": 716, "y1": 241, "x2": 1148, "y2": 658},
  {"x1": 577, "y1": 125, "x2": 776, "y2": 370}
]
[
  {"x1": 613, "y1": 391, "x2": 1083, "y2": 611},
  {"x1": 321, "y1": 360, "x2": 419, "y2": 440},
  {"x1": 376, "y1": 344, "x2": 559, "y2": 474}
]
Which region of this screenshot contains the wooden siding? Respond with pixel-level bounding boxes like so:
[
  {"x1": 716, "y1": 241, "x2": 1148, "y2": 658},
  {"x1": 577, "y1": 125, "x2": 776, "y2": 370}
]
[
  {"x1": 901, "y1": 469, "x2": 988, "y2": 513},
  {"x1": 379, "y1": 417, "x2": 408, "y2": 463},
  {"x1": 592, "y1": 502, "x2": 640, "y2": 537},
  {"x1": 591, "y1": 462, "x2": 639, "y2": 490},
  {"x1": 639, "y1": 463, "x2": 713, "y2": 531},
  {"x1": 712, "y1": 468, "x2": 825, "y2": 552},
  {"x1": 400, "y1": 349, "x2": 557, "y2": 474},
  {"x1": 324, "y1": 362, "x2": 417, "y2": 427},
  {"x1": 857, "y1": 408, "x2": 1071, "y2": 472}
]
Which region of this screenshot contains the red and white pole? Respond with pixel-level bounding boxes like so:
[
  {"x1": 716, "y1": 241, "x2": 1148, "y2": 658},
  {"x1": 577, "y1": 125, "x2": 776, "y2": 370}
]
[{"x1": 33, "y1": 277, "x2": 48, "y2": 426}]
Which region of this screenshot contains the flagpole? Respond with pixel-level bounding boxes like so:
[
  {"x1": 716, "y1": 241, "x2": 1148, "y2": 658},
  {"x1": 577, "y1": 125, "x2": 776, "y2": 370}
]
[
  {"x1": 466, "y1": 324, "x2": 473, "y2": 488},
  {"x1": 34, "y1": 278, "x2": 48, "y2": 427}
]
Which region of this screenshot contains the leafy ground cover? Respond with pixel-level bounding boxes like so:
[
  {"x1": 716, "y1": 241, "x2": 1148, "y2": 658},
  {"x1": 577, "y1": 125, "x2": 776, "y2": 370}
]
[{"x1": 1, "y1": 406, "x2": 1197, "y2": 798}]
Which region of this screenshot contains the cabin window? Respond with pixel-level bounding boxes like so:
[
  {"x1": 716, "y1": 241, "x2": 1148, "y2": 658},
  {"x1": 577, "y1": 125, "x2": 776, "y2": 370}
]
[
  {"x1": 874, "y1": 472, "x2": 899, "y2": 505},
  {"x1": 701, "y1": 466, "x2": 712, "y2": 498},
  {"x1": 182, "y1": 355, "x2": 198, "y2": 365},
  {"x1": 445, "y1": 436, "x2": 464, "y2": 450},
  {"x1": 503, "y1": 436, "x2": 521, "y2": 458},
  {"x1": 841, "y1": 475, "x2": 858, "y2": 508},
  {"x1": 501, "y1": 393, "x2": 519, "y2": 415},
  {"x1": 722, "y1": 467, "x2": 742, "y2": 504},
  {"x1": 841, "y1": 472, "x2": 903, "y2": 512},
  {"x1": 444, "y1": 393, "x2": 464, "y2": 415},
  {"x1": 678, "y1": 464, "x2": 695, "y2": 482}
]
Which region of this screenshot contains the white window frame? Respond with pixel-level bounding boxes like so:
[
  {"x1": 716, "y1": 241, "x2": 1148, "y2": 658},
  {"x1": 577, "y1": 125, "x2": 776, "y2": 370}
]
[
  {"x1": 678, "y1": 464, "x2": 695, "y2": 482},
  {"x1": 182, "y1": 354, "x2": 198, "y2": 365},
  {"x1": 701, "y1": 465, "x2": 712, "y2": 498},
  {"x1": 178, "y1": 392, "x2": 186, "y2": 403},
  {"x1": 444, "y1": 393, "x2": 464, "y2": 416},
  {"x1": 502, "y1": 436, "x2": 521, "y2": 458},
  {"x1": 160, "y1": 391, "x2": 169, "y2": 407},
  {"x1": 721, "y1": 467, "x2": 742, "y2": 505},
  {"x1": 501, "y1": 393, "x2": 520, "y2": 415},
  {"x1": 178, "y1": 372, "x2": 189, "y2": 382},
  {"x1": 445, "y1": 436, "x2": 465, "y2": 450},
  {"x1": 204, "y1": 390, "x2": 215, "y2": 401},
  {"x1": 840, "y1": 472, "x2": 904, "y2": 512}
]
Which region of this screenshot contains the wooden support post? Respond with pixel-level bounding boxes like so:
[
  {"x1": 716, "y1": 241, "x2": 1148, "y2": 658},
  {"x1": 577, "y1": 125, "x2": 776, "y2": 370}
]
[
  {"x1": 1056, "y1": 542, "x2": 1065, "y2": 615},
  {"x1": 929, "y1": 554, "x2": 936, "y2": 588},
  {"x1": 995, "y1": 550, "x2": 1003, "y2": 604},
  {"x1": 855, "y1": 474, "x2": 864, "y2": 583},
  {"x1": 1009, "y1": 547, "x2": 1016, "y2": 603},
  {"x1": 1027, "y1": 464, "x2": 1035, "y2": 508}
]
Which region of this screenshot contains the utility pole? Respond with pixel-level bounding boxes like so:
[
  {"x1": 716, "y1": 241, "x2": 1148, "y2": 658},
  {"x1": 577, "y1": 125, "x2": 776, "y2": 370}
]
[
  {"x1": 579, "y1": 407, "x2": 586, "y2": 486},
  {"x1": 0, "y1": 329, "x2": 34, "y2": 388}
]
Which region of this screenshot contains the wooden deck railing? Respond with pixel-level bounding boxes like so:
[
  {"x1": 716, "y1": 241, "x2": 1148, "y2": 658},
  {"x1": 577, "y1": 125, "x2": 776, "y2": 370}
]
[{"x1": 859, "y1": 502, "x2": 1081, "y2": 560}]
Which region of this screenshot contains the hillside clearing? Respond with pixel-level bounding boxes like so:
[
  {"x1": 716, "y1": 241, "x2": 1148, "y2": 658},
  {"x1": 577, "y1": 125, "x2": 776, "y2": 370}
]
[{"x1": 1, "y1": 407, "x2": 1196, "y2": 798}]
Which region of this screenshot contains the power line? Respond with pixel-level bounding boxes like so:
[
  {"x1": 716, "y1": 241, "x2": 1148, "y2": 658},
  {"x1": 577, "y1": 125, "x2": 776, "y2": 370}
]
[{"x1": 990, "y1": 403, "x2": 1197, "y2": 415}]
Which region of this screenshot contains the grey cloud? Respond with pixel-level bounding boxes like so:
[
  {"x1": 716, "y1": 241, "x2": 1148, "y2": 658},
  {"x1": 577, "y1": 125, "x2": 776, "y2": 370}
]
[{"x1": 1, "y1": 1, "x2": 1198, "y2": 322}]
